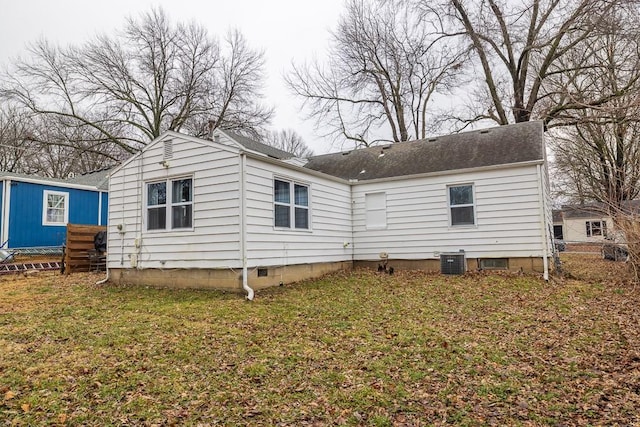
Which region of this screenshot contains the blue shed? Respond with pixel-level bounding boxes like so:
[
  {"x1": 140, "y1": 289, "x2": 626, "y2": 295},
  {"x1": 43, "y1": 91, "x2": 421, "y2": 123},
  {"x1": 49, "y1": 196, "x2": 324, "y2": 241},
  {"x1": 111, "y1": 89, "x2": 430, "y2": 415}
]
[{"x1": 0, "y1": 170, "x2": 109, "y2": 249}]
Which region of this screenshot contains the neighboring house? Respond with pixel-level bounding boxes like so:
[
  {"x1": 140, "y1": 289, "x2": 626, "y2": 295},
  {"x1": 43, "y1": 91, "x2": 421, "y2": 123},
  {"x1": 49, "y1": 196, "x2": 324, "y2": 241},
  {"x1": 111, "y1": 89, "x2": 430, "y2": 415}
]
[
  {"x1": 554, "y1": 201, "x2": 640, "y2": 243},
  {"x1": 106, "y1": 121, "x2": 553, "y2": 296},
  {"x1": 0, "y1": 170, "x2": 109, "y2": 249}
]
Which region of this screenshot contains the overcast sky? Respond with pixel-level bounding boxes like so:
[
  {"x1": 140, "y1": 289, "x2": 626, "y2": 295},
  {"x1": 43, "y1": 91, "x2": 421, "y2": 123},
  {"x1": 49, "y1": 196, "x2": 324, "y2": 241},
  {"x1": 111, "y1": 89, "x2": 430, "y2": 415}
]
[{"x1": 0, "y1": 0, "x2": 345, "y2": 154}]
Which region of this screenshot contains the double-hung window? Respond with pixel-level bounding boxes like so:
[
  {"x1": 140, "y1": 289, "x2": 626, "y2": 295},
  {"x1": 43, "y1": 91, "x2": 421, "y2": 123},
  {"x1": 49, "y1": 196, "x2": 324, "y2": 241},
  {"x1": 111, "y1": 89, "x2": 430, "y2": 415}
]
[
  {"x1": 448, "y1": 184, "x2": 475, "y2": 226},
  {"x1": 586, "y1": 220, "x2": 606, "y2": 237},
  {"x1": 43, "y1": 190, "x2": 69, "y2": 226},
  {"x1": 146, "y1": 177, "x2": 193, "y2": 231},
  {"x1": 274, "y1": 178, "x2": 309, "y2": 229}
]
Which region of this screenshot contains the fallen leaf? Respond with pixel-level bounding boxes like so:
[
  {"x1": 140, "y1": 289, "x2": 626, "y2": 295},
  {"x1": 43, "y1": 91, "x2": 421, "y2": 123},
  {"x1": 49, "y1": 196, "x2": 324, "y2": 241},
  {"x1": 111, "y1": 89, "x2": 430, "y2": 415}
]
[
  {"x1": 4, "y1": 390, "x2": 15, "y2": 400},
  {"x1": 21, "y1": 403, "x2": 30, "y2": 412}
]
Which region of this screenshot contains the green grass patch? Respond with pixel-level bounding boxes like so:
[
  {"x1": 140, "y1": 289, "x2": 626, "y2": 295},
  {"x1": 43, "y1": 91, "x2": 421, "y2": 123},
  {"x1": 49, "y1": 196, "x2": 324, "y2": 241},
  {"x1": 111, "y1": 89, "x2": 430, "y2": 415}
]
[{"x1": 1, "y1": 262, "x2": 639, "y2": 425}]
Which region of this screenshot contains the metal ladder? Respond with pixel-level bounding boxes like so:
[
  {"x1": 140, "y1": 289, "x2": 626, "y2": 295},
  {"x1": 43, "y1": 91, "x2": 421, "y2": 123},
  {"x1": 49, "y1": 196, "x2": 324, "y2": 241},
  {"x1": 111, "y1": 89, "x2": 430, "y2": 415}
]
[{"x1": 0, "y1": 262, "x2": 62, "y2": 275}]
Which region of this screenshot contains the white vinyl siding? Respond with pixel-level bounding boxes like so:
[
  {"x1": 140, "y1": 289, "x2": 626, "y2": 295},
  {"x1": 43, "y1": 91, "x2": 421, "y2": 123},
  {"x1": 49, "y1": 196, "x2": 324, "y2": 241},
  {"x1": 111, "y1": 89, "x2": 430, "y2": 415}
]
[
  {"x1": 42, "y1": 190, "x2": 69, "y2": 226},
  {"x1": 365, "y1": 192, "x2": 387, "y2": 229},
  {"x1": 245, "y1": 157, "x2": 352, "y2": 267},
  {"x1": 107, "y1": 135, "x2": 242, "y2": 269},
  {"x1": 352, "y1": 165, "x2": 546, "y2": 261}
]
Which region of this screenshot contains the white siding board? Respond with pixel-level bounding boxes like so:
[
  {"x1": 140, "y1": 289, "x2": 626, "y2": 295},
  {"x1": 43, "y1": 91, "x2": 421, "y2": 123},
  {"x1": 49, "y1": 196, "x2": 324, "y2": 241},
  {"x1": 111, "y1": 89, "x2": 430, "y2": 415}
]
[
  {"x1": 107, "y1": 135, "x2": 242, "y2": 269},
  {"x1": 351, "y1": 165, "x2": 546, "y2": 260},
  {"x1": 244, "y1": 157, "x2": 352, "y2": 268}
]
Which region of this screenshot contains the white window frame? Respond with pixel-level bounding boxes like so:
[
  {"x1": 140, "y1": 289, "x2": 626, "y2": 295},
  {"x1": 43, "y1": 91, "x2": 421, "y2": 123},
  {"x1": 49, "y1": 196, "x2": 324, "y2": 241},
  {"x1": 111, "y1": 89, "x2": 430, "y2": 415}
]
[
  {"x1": 42, "y1": 190, "x2": 69, "y2": 226},
  {"x1": 144, "y1": 176, "x2": 194, "y2": 232},
  {"x1": 365, "y1": 192, "x2": 387, "y2": 230},
  {"x1": 586, "y1": 220, "x2": 606, "y2": 237},
  {"x1": 448, "y1": 184, "x2": 476, "y2": 227},
  {"x1": 273, "y1": 177, "x2": 311, "y2": 231}
]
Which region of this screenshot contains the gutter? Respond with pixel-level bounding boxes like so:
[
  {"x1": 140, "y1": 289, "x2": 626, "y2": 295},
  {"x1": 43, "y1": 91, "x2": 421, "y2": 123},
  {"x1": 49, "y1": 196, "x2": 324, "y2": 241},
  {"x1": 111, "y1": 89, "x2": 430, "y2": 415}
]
[
  {"x1": 239, "y1": 152, "x2": 254, "y2": 300},
  {"x1": 536, "y1": 164, "x2": 550, "y2": 281}
]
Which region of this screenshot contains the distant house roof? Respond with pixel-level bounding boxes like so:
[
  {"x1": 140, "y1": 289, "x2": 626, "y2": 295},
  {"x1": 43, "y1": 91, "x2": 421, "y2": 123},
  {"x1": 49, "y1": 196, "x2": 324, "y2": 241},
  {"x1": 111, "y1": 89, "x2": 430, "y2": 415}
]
[
  {"x1": 223, "y1": 130, "x2": 294, "y2": 160},
  {"x1": 552, "y1": 210, "x2": 563, "y2": 223},
  {"x1": 304, "y1": 121, "x2": 545, "y2": 181},
  {"x1": 67, "y1": 168, "x2": 111, "y2": 191},
  {"x1": 561, "y1": 201, "x2": 640, "y2": 219}
]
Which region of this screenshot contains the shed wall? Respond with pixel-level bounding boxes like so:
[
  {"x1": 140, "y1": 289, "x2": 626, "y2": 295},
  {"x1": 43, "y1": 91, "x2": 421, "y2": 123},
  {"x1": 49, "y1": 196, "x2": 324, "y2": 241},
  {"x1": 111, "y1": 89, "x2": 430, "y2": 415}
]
[{"x1": 8, "y1": 181, "x2": 101, "y2": 248}]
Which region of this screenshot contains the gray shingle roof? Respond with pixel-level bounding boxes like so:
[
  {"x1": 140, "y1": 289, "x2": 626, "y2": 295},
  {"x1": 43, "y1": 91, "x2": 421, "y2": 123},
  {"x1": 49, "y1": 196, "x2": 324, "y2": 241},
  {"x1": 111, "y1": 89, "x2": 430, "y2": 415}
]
[
  {"x1": 67, "y1": 168, "x2": 111, "y2": 191},
  {"x1": 0, "y1": 169, "x2": 110, "y2": 191},
  {"x1": 224, "y1": 131, "x2": 294, "y2": 160},
  {"x1": 304, "y1": 121, "x2": 545, "y2": 181},
  {"x1": 561, "y1": 201, "x2": 640, "y2": 218},
  {"x1": 0, "y1": 171, "x2": 71, "y2": 185}
]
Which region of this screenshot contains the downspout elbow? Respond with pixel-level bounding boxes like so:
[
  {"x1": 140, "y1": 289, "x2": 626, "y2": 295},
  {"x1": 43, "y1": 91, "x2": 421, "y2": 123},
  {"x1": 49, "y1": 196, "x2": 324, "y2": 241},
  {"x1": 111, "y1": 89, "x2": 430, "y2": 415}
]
[{"x1": 95, "y1": 268, "x2": 109, "y2": 285}]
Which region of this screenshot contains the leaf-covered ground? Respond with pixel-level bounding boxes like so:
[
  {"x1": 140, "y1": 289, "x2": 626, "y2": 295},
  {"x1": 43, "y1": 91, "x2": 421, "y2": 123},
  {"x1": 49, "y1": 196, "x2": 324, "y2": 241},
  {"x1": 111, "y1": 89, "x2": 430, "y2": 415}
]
[{"x1": 1, "y1": 255, "x2": 639, "y2": 426}]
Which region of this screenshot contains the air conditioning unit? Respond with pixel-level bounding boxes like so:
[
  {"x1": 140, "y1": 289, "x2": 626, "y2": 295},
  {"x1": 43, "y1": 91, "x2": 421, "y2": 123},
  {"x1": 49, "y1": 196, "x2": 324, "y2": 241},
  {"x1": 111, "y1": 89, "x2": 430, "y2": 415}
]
[{"x1": 440, "y1": 252, "x2": 466, "y2": 275}]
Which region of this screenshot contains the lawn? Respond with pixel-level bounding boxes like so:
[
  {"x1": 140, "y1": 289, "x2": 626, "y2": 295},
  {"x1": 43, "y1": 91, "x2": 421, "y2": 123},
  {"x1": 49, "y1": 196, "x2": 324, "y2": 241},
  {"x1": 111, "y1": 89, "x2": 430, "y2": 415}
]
[{"x1": 1, "y1": 254, "x2": 639, "y2": 426}]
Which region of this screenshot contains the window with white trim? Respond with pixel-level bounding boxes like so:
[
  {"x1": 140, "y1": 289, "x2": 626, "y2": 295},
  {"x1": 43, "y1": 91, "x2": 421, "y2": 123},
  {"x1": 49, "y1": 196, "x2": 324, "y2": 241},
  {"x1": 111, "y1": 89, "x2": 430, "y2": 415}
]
[
  {"x1": 365, "y1": 192, "x2": 387, "y2": 229},
  {"x1": 274, "y1": 178, "x2": 309, "y2": 229},
  {"x1": 586, "y1": 220, "x2": 606, "y2": 237},
  {"x1": 448, "y1": 184, "x2": 475, "y2": 226},
  {"x1": 43, "y1": 190, "x2": 69, "y2": 226},
  {"x1": 146, "y1": 177, "x2": 193, "y2": 231}
]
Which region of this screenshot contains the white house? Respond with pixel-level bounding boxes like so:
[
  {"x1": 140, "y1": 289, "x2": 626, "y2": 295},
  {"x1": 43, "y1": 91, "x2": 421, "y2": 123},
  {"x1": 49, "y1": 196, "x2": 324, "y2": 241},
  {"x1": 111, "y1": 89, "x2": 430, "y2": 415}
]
[{"x1": 106, "y1": 121, "x2": 552, "y2": 297}]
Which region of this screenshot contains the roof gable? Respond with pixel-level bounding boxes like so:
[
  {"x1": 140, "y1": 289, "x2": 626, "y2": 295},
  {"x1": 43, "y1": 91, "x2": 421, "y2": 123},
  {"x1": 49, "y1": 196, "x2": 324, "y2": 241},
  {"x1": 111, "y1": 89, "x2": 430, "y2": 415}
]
[
  {"x1": 110, "y1": 131, "x2": 241, "y2": 177},
  {"x1": 304, "y1": 121, "x2": 545, "y2": 180}
]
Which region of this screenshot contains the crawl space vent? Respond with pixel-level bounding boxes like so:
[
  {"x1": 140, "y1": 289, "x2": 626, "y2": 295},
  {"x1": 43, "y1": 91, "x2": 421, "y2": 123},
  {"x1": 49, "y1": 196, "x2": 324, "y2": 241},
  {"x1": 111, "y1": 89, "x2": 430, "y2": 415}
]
[{"x1": 440, "y1": 252, "x2": 466, "y2": 275}]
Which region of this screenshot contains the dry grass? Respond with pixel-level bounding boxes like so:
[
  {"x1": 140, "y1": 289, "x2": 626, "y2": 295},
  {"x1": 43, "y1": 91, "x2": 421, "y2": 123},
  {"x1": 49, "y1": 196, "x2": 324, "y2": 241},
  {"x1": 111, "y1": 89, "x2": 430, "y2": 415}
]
[{"x1": 1, "y1": 256, "x2": 639, "y2": 426}]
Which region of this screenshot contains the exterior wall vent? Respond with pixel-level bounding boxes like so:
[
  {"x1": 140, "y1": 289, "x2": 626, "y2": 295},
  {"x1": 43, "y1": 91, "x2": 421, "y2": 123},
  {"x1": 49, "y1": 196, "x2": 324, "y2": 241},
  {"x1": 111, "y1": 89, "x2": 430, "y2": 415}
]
[
  {"x1": 163, "y1": 140, "x2": 173, "y2": 160},
  {"x1": 440, "y1": 252, "x2": 466, "y2": 275}
]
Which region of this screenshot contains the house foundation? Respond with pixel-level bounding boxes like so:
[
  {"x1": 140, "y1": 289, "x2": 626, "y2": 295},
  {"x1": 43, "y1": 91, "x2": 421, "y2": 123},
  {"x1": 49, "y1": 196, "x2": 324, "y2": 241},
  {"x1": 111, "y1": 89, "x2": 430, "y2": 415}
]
[
  {"x1": 109, "y1": 257, "x2": 548, "y2": 293},
  {"x1": 108, "y1": 260, "x2": 353, "y2": 293}
]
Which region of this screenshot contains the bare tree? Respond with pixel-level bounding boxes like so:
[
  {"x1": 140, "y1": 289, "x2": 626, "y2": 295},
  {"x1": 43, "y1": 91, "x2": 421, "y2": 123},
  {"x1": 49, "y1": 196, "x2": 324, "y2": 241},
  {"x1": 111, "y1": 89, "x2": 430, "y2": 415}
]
[
  {"x1": 550, "y1": 3, "x2": 640, "y2": 207},
  {"x1": 263, "y1": 129, "x2": 313, "y2": 157},
  {"x1": 286, "y1": 0, "x2": 466, "y2": 147},
  {"x1": 0, "y1": 107, "x2": 38, "y2": 173},
  {"x1": 435, "y1": 0, "x2": 635, "y2": 128},
  {"x1": 1, "y1": 8, "x2": 272, "y2": 155}
]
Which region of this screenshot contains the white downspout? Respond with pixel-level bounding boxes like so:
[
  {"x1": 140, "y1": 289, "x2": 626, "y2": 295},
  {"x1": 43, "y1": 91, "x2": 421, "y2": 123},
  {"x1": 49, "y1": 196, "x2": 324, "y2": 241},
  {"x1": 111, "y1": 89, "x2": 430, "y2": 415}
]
[
  {"x1": 239, "y1": 152, "x2": 254, "y2": 300},
  {"x1": 1, "y1": 180, "x2": 11, "y2": 247},
  {"x1": 536, "y1": 164, "x2": 549, "y2": 281},
  {"x1": 98, "y1": 191, "x2": 103, "y2": 226}
]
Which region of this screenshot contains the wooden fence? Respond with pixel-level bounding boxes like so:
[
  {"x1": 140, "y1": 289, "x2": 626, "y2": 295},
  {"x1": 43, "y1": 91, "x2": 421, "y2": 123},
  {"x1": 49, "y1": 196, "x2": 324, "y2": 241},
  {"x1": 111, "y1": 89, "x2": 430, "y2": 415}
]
[{"x1": 64, "y1": 224, "x2": 107, "y2": 274}]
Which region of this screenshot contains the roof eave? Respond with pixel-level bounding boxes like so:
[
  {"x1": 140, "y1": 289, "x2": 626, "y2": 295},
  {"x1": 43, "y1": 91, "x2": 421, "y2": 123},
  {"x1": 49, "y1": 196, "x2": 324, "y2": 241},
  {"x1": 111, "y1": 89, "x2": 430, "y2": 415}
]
[{"x1": 346, "y1": 159, "x2": 545, "y2": 185}]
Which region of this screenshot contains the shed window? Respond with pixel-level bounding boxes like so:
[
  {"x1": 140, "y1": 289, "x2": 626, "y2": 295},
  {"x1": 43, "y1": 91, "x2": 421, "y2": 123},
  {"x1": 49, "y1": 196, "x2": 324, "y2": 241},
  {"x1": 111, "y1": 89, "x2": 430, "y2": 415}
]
[
  {"x1": 43, "y1": 190, "x2": 69, "y2": 226},
  {"x1": 586, "y1": 220, "x2": 606, "y2": 237},
  {"x1": 274, "y1": 178, "x2": 309, "y2": 229},
  {"x1": 448, "y1": 184, "x2": 475, "y2": 226},
  {"x1": 365, "y1": 192, "x2": 387, "y2": 229},
  {"x1": 146, "y1": 177, "x2": 193, "y2": 231}
]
